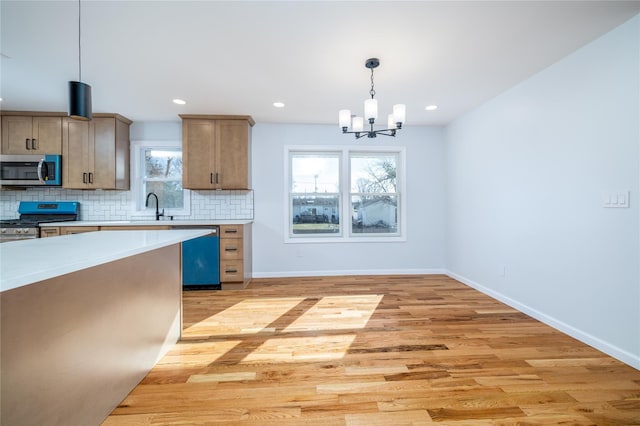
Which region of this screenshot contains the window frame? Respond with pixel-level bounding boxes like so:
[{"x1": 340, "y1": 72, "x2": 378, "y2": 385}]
[
  {"x1": 130, "y1": 140, "x2": 191, "y2": 218},
  {"x1": 284, "y1": 145, "x2": 406, "y2": 243}
]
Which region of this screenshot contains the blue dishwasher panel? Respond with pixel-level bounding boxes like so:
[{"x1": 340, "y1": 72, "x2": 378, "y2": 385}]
[{"x1": 182, "y1": 233, "x2": 220, "y2": 287}]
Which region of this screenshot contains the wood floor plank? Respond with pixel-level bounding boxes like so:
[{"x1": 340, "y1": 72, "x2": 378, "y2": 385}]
[{"x1": 103, "y1": 275, "x2": 640, "y2": 425}]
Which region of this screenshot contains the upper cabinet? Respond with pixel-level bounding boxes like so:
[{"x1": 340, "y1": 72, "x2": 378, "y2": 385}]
[
  {"x1": 1, "y1": 113, "x2": 64, "y2": 154},
  {"x1": 180, "y1": 115, "x2": 254, "y2": 190},
  {"x1": 62, "y1": 114, "x2": 131, "y2": 190}
]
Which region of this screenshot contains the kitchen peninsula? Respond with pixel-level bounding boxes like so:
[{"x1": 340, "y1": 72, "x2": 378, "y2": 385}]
[{"x1": 0, "y1": 229, "x2": 210, "y2": 426}]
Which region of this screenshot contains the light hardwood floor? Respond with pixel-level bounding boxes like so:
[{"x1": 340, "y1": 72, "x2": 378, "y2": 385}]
[{"x1": 103, "y1": 275, "x2": 640, "y2": 425}]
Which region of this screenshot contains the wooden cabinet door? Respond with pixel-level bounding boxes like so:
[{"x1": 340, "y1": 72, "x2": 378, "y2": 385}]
[
  {"x1": 216, "y1": 120, "x2": 249, "y2": 189},
  {"x1": 182, "y1": 119, "x2": 215, "y2": 189},
  {"x1": 31, "y1": 117, "x2": 62, "y2": 154},
  {"x1": 62, "y1": 116, "x2": 129, "y2": 190},
  {"x1": 91, "y1": 117, "x2": 117, "y2": 189},
  {"x1": 40, "y1": 227, "x2": 60, "y2": 238},
  {"x1": 1, "y1": 116, "x2": 61, "y2": 154},
  {"x1": 2, "y1": 116, "x2": 33, "y2": 154},
  {"x1": 60, "y1": 226, "x2": 99, "y2": 235},
  {"x1": 62, "y1": 118, "x2": 92, "y2": 188}
]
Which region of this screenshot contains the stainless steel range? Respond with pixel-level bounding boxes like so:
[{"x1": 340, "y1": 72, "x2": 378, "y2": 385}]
[{"x1": 0, "y1": 201, "x2": 80, "y2": 242}]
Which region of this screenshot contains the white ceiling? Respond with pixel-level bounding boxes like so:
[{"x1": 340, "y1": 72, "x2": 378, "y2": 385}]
[{"x1": 2, "y1": 1, "x2": 639, "y2": 126}]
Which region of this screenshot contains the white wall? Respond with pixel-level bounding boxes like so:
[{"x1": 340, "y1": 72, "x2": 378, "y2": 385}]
[
  {"x1": 445, "y1": 15, "x2": 640, "y2": 368},
  {"x1": 251, "y1": 123, "x2": 446, "y2": 277}
]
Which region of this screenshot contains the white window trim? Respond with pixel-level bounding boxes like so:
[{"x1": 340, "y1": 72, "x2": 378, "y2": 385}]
[
  {"x1": 130, "y1": 140, "x2": 191, "y2": 218},
  {"x1": 284, "y1": 145, "x2": 407, "y2": 244}
]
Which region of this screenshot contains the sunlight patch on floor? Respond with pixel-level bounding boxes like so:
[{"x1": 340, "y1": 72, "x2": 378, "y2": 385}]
[
  {"x1": 183, "y1": 297, "x2": 306, "y2": 337},
  {"x1": 283, "y1": 294, "x2": 384, "y2": 332},
  {"x1": 243, "y1": 334, "x2": 357, "y2": 363},
  {"x1": 157, "y1": 340, "x2": 243, "y2": 367}
]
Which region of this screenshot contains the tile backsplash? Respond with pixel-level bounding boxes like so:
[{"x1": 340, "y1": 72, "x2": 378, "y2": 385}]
[{"x1": 0, "y1": 187, "x2": 253, "y2": 221}]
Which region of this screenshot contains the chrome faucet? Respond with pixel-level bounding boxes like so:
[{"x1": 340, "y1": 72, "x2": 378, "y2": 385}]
[{"x1": 145, "y1": 192, "x2": 165, "y2": 221}]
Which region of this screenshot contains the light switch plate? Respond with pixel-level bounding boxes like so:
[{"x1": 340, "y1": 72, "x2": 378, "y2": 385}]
[{"x1": 603, "y1": 190, "x2": 630, "y2": 208}]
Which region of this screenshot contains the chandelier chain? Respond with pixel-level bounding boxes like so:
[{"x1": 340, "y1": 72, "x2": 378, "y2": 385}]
[{"x1": 369, "y1": 67, "x2": 375, "y2": 99}]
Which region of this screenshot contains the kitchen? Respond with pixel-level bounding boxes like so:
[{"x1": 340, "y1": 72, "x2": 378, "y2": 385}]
[{"x1": 1, "y1": 1, "x2": 640, "y2": 424}]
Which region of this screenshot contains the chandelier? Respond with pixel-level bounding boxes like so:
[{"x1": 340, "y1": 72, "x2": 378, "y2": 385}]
[{"x1": 339, "y1": 58, "x2": 405, "y2": 139}]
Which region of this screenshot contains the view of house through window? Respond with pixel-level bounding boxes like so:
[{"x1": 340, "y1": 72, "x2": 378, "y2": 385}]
[
  {"x1": 288, "y1": 148, "x2": 402, "y2": 239},
  {"x1": 350, "y1": 153, "x2": 398, "y2": 234},
  {"x1": 290, "y1": 153, "x2": 341, "y2": 235}
]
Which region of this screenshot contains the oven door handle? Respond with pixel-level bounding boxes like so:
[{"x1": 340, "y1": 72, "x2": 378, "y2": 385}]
[{"x1": 37, "y1": 159, "x2": 49, "y2": 183}]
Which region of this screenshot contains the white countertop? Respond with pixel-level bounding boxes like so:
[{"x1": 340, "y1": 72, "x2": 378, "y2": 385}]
[
  {"x1": 42, "y1": 219, "x2": 253, "y2": 227},
  {"x1": 0, "y1": 229, "x2": 211, "y2": 292}
]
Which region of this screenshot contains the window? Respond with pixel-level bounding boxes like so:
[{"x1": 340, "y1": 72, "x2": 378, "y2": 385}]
[
  {"x1": 286, "y1": 147, "x2": 404, "y2": 242},
  {"x1": 131, "y1": 141, "x2": 190, "y2": 217},
  {"x1": 350, "y1": 153, "x2": 398, "y2": 234},
  {"x1": 290, "y1": 152, "x2": 341, "y2": 236}
]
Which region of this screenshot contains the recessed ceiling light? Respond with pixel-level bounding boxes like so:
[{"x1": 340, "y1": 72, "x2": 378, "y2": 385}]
[
  {"x1": 425, "y1": 105, "x2": 438, "y2": 111},
  {"x1": 172, "y1": 99, "x2": 186, "y2": 105},
  {"x1": 273, "y1": 102, "x2": 285, "y2": 108}
]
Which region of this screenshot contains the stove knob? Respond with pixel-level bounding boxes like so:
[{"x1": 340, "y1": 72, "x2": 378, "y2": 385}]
[
  {"x1": 22, "y1": 228, "x2": 30, "y2": 234},
  {"x1": 0, "y1": 228, "x2": 6, "y2": 234}
]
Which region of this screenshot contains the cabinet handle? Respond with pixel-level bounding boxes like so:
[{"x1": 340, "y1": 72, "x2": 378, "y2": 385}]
[
  {"x1": 210, "y1": 173, "x2": 213, "y2": 184},
  {"x1": 215, "y1": 173, "x2": 219, "y2": 184},
  {"x1": 225, "y1": 269, "x2": 238, "y2": 273},
  {"x1": 31, "y1": 139, "x2": 37, "y2": 150},
  {"x1": 26, "y1": 138, "x2": 31, "y2": 150},
  {"x1": 88, "y1": 172, "x2": 93, "y2": 183},
  {"x1": 82, "y1": 172, "x2": 88, "y2": 183},
  {"x1": 225, "y1": 247, "x2": 238, "y2": 252},
  {"x1": 225, "y1": 229, "x2": 238, "y2": 234}
]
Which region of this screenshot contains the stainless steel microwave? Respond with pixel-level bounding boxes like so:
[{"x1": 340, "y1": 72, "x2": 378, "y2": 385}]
[{"x1": 0, "y1": 154, "x2": 62, "y2": 186}]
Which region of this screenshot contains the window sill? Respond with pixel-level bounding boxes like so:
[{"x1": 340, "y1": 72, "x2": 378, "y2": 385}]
[{"x1": 285, "y1": 235, "x2": 406, "y2": 244}]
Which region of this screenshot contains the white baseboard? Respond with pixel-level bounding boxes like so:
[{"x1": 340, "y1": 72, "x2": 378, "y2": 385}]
[
  {"x1": 446, "y1": 270, "x2": 640, "y2": 371},
  {"x1": 251, "y1": 268, "x2": 447, "y2": 279}
]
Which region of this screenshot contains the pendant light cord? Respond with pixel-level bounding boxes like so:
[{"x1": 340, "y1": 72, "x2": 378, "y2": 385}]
[{"x1": 78, "y1": 0, "x2": 82, "y2": 81}]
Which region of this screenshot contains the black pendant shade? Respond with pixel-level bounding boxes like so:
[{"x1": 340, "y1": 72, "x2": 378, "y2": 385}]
[{"x1": 68, "y1": 80, "x2": 92, "y2": 121}]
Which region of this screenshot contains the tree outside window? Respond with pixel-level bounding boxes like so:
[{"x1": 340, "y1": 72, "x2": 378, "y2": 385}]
[
  {"x1": 350, "y1": 154, "x2": 399, "y2": 235},
  {"x1": 143, "y1": 149, "x2": 184, "y2": 209}
]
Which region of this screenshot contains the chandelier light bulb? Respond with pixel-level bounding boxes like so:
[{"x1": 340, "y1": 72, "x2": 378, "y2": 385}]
[
  {"x1": 364, "y1": 99, "x2": 378, "y2": 121},
  {"x1": 387, "y1": 114, "x2": 396, "y2": 130},
  {"x1": 352, "y1": 117, "x2": 364, "y2": 132},
  {"x1": 339, "y1": 109, "x2": 352, "y2": 129},
  {"x1": 393, "y1": 104, "x2": 406, "y2": 127}
]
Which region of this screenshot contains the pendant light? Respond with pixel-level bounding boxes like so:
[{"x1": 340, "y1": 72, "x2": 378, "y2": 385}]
[{"x1": 68, "y1": 0, "x2": 92, "y2": 121}]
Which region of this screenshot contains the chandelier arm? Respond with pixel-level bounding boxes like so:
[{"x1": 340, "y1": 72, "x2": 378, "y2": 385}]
[
  {"x1": 372, "y1": 129, "x2": 397, "y2": 137},
  {"x1": 341, "y1": 129, "x2": 397, "y2": 138}
]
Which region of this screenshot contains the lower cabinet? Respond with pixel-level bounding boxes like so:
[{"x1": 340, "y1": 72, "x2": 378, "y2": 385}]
[
  {"x1": 61, "y1": 226, "x2": 99, "y2": 235},
  {"x1": 219, "y1": 224, "x2": 252, "y2": 289},
  {"x1": 39, "y1": 227, "x2": 60, "y2": 238}
]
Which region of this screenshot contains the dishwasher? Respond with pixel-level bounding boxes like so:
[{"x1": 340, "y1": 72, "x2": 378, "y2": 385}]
[{"x1": 173, "y1": 226, "x2": 220, "y2": 290}]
